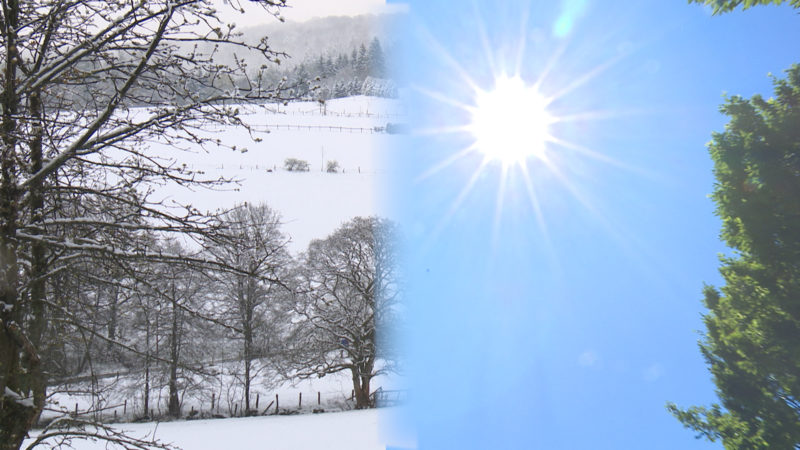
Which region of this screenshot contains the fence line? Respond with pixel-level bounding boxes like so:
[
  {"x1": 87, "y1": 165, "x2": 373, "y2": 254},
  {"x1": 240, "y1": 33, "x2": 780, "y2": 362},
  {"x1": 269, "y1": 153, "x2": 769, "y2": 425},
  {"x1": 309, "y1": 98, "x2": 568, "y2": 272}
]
[
  {"x1": 173, "y1": 163, "x2": 386, "y2": 175},
  {"x1": 42, "y1": 387, "x2": 398, "y2": 425},
  {"x1": 276, "y1": 110, "x2": 405, "y2": 119},
  {"x1": 251, "y1": 124, "x2": 382, "y2": 133}
]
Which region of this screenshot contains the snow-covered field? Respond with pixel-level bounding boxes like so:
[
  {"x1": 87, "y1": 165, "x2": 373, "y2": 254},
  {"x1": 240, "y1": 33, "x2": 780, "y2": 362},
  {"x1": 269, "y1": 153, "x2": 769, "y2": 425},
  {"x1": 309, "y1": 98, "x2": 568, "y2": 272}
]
[
  {"x1": 151, "y1": 96, "x2": 401, "y2": 254},
  {"x1": 28, "y1": 408, "x2": 416, "y2": 450}
]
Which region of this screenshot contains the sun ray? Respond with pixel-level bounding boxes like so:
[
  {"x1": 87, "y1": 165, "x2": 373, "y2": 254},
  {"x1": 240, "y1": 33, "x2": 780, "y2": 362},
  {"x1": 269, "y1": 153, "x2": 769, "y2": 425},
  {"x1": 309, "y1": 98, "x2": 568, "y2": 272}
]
[
  {"x1": 421, "y1": 159, "x2": 491, "y2": 252},
  {"x1": 547, "y1": 52, "x2": 627, "y2": 103},
  {"x1": 518, "y1": 163, "x2": 549, "y2": 238},
  {"x1": 414, "y1": 85, "x2": 477, "y2": 112},
  {"x1": 472, "y1": 0, "x2": 498, "y2": 77},
  {"x1": 413, "y1": 21, "x2": 481, "y2": 94},
  {"x1": 490, "y1": 164, "x2": 509, "y2": 248},
  {"x1": 513, "y1": 3, "x2": 532, "y2": 77},
  {"x1": 518, "y1": 161, "x2": 564, "y2": 279},
  {"x1": 413, "y1": 124, "x2": 471, "y2": 137},
  {"x1": 548, "y1": 135, "x2": 659, "y2": 179},
  {"x1": 542, "y1": 159, "x2": 641, "y2": 253},
  {"x1": 554, "y1": 108, "x2": 653, "y2": 123},
  {"x1": 443, "y1": 159, "x2": 490, "y2": 224},
  {"x1": 543, "y1": 156, "x2": 674, "y2": 291},
  {"x1": 531, "y1": 40, "x2": 570, "y2": 92},
  {"x1": 414, "y1": 144, "x2": 478, "y2": 183},
  {"x1": 544, "y1": 160, "x2": 610, "y2": 226}
]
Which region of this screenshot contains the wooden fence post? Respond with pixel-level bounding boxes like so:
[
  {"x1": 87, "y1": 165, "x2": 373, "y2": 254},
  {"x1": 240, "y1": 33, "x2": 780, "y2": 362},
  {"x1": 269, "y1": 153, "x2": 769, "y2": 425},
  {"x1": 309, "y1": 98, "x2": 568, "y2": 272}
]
[
  {"x1": 123, "y1": 399, "x2": 127, "y2": 415},
  {"x1": 298, "y1": 392, "x2": 302, "y2": 408},
  {"x1": 275, "y1": 394, "x2": 279, "y2": 414},
  {"x1": 318, "y1": 391, "x2": 321, "y2": 406},
  {"x1": 211, "y1": 393, "x2": 215, "y2": 412}
]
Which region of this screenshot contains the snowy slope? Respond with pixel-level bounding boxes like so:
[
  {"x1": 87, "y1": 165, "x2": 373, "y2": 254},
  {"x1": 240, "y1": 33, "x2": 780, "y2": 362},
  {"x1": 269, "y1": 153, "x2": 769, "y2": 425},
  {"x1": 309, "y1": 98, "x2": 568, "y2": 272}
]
[{"x1": 151, "y1": 96, "x2": 401, "y2": 254}]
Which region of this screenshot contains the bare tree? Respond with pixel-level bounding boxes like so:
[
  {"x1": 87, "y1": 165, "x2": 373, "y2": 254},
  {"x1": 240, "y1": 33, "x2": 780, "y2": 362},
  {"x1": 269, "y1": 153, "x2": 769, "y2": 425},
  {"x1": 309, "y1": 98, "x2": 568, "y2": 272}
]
[
  {"x1": 205, "y1": 203, "x2": 291, "y2": 415},
  {"x1": 288, "y1": 216, "x2": 399, "y2": 409},
  {"x1": 0, "y1": 0, "x2": 295, "y2": 447},
  {"x1": 145, "y1": 240, "x2": 208, "y2": 419}
]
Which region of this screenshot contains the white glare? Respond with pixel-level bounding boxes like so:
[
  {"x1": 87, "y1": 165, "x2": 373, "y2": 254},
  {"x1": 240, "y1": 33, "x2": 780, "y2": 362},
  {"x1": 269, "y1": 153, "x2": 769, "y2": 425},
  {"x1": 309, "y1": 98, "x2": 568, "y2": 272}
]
[{"x1": 469, "y1": 76, "x2": 554, "y2": 165}]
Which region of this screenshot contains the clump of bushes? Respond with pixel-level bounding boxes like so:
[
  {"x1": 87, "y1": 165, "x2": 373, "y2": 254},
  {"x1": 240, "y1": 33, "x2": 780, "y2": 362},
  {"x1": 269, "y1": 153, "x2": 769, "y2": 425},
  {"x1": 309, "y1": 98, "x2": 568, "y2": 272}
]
[
  {"x1": 284, "y1": 158, "x2": 310, "y2": 172},
  {"x1": 326, "y1": 160, "x2": 340, "y2": 173}
]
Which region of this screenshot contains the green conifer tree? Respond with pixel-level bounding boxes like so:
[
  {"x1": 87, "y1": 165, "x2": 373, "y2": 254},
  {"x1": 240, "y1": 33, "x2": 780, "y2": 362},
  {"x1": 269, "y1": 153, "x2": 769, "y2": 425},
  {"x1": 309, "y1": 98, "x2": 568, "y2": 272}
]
[{"x1": 668, "y1": 65, "x2": 800, "y2": 449}]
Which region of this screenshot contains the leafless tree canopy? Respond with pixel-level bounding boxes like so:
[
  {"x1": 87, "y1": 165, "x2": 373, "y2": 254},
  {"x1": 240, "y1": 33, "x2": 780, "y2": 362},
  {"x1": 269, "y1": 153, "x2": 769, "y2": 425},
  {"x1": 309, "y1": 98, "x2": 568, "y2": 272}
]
[
  {"x1": 287, "y1": 216, "x2": 400, "y2": 409},
  {"x1": 205, "y1": 203, "x2": 293, "y2": 416},
  {"x1": 0, "y1": 1, "x2": 294, "y2": 448}
]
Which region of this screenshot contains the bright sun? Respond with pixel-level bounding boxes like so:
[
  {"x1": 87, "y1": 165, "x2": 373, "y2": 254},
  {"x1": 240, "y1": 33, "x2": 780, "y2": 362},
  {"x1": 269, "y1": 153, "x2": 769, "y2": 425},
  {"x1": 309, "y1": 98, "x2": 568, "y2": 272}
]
[
  {"x1": 412, "y1": 3, "x2": 635, "y2": 244},
  {"x1": 468, "y1": 75, "x2": 555, "y2": 165}
]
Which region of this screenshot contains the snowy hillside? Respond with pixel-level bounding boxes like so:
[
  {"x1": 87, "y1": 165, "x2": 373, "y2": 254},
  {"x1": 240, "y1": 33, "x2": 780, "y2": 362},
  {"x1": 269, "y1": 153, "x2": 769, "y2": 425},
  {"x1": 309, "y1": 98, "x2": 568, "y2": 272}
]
[{"x1": 151, "y1": 96, "x2": 403, "y2": 254}]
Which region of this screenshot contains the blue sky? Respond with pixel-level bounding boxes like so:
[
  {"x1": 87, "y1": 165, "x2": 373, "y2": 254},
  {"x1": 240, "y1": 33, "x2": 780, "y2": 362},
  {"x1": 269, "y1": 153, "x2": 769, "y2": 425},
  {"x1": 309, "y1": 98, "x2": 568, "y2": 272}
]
[{"x1": 386, "y1": 1, "x2": 800, "y2": 448}]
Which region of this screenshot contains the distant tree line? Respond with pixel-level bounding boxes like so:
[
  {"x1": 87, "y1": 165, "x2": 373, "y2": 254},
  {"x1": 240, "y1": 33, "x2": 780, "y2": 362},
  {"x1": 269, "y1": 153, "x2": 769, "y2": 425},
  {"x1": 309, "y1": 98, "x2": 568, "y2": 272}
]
[
  {"x1": 137, "y1": 37, "x2": 399, "y2": 104},
  {"x1": 277, "y1": 37, "x2": 398, "y2": 100},
  {"x1": 37, "y1": 37, "x2": 397, "y2": 111}
]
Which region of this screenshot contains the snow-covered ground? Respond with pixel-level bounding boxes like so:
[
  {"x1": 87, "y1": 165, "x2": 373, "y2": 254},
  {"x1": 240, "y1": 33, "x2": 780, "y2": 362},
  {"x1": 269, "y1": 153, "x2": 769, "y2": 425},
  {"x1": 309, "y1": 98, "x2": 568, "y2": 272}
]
[
  {"x1": 151, "y1": 96, "x2": 402, "y2": 254},
  {"x1": 43, "y1": 362, "x2": 405, "y2": 424},
  {"x1": 28, "y1": 407, "x2": 416, "y2": 450}
]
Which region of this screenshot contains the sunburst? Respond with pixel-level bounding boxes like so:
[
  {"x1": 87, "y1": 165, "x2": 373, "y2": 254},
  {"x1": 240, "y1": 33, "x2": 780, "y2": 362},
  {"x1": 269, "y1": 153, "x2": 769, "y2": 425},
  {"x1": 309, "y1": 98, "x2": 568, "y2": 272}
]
[{"x1": 410, "y1": 2, "x2": 642, "y2": 250}]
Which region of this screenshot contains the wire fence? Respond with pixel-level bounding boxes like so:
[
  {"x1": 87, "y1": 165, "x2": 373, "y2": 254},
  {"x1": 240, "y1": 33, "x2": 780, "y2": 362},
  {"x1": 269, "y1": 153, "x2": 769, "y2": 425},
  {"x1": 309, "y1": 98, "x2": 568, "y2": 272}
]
[
  {"x1": 275, "y1": 109, "x2": 406, "y2": 119},
  {"x1": 252, "y1": 124, "x2": 384, "y2": 133},
  {"x1": 42, "y1": 387, "x2": 402, "y2": 426}
]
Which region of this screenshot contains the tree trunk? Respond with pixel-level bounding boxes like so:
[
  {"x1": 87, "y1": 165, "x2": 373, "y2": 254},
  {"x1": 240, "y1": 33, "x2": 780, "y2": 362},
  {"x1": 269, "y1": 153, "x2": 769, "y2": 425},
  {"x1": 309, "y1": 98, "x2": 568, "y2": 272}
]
[
  {"x1": 107, "y1": 283, "x2": 119, "y2": 354},
  {"x1": 243, "y1": 306, "x2": 252, "y2": 413},
  {"x1": 244, "y1": 357, "x2": 251, "y2": 414},
  {"x1": 351, "y1": 368, "x2": 372, "y2": 409},
  {"x1": 168, "y1": 287, "x2": 180, "y2": 418},
  {"x1": 26, "y1": 87, "x2": 47, "y2": 425},
  {"x1": 0, "y1": 1, "x2": 44, "y2": 447},
  {"x1": 144, "y1": 321, "x2": 150, "y2": 418},
  {"x1": 360, "y1": 374, "x2": 372, "y2": 408},
  {"x1": 241, "y1": 277, "x2": 254, "y2": 414}
]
